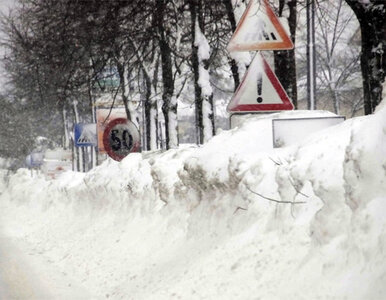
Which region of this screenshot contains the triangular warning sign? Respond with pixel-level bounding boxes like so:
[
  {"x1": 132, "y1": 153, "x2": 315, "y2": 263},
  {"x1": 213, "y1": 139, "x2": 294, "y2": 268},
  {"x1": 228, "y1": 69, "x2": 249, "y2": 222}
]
[
  {"x1": 227, "y1": 0, "x2": 294, "y2": 52},
  {"x1": 227, "y1": 52, "x2": 294, "y2": 112}
]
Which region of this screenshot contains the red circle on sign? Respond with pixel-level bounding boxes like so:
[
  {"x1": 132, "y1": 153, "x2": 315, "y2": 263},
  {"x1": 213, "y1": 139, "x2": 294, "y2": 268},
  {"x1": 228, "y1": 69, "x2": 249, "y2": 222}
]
[{"x1": 102, "y1": 118, "x2": 140, "y2": 161}]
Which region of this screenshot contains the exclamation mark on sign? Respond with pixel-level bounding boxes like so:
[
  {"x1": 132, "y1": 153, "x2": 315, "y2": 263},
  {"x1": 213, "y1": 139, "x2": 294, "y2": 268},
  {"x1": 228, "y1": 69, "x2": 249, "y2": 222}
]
[{"x1": 256, "y1": 72, "x2": 263, "y2": 103}]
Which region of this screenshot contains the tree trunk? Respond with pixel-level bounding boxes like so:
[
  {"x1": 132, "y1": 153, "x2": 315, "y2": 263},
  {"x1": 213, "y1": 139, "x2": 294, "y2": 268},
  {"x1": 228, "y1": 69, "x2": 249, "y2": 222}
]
[
  {"x1": 224, "y1": 0, "x2": 240, "y2": 89},
  {"x1": 127, "y1": 37, "x2": 158, "y2": 151},
  {"x1": 149, "y1": 100, "x2": 158, "y2": 150},
  {"x1": 190, "y1": 0, "x2": 215, "y2": 144},
  {"x1": 143, "y1": 73, "x2": 152, "y2": 151},
  {"x1": 189, "y1": 0, "x2": 201, "y2": 144},
  {"x1": 345, "y1": 0, "x2": 385, "y2": 115},
  {"x1": 156, "y1": 0, "x2": 178, "y2": 149},
  {"x1": 116, "y1": 62, "x2": 133, "y2": 122},
  {"x1": 274, "y1": 0, "x2": 298, "y2": 108},
  {"x1": 123, "y1": 66, "x2": 140, "y2": 128},
  {"x1": 62, "y1": 103, "x2": 70, "y2": 150},
  {"x1": 143, "y1": 70, "x2": 158, "y2": 151},
  {"x1": 150, "y1": 62, "x2": 159, "y2": 151}
]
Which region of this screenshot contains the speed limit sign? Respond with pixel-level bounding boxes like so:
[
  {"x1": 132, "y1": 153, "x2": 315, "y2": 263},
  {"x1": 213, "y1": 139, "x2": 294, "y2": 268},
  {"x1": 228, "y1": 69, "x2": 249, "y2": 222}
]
[{"x1": 102, "y1": 118, "x2": 141, "y2": 161}]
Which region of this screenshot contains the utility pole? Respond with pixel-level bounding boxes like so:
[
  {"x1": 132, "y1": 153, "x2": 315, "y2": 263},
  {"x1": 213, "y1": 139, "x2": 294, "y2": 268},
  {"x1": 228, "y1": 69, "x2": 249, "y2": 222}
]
[{"x1": 307, "y1": 0, "x2": 316, "y2": 110}]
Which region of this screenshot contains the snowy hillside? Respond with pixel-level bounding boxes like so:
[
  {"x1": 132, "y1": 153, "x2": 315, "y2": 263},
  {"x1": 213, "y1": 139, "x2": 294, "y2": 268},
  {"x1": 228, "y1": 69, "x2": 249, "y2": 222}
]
[{"x1": 1, "y1": 100, "x2": 386, "y2": 299}]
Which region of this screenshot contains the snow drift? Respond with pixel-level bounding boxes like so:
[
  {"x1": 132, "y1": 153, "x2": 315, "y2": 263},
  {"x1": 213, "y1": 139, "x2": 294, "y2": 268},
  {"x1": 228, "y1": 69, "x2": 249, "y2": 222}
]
[{"x1": 0, "y1": 102, "x2": 385, "y2": 299}]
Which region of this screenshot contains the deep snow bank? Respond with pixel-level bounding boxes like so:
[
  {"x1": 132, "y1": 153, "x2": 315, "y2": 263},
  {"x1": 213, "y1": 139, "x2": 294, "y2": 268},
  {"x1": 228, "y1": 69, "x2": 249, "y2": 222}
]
[{"x1": 0, "y1": 106, "x2": 385, "y2": 299}]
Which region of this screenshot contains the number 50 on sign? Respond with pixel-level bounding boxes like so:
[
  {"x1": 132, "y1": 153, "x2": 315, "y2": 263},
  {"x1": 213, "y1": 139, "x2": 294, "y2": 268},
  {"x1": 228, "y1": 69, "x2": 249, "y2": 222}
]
[{"x1": 103, "y1": 118, "x2": 141, "y2": 161}]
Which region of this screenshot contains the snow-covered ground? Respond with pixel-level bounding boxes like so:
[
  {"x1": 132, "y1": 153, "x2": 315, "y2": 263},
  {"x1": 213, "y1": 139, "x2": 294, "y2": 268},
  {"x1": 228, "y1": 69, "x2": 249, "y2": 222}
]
[{"x1": 1, "y1": 99, "x2": 386, "y2": 299}]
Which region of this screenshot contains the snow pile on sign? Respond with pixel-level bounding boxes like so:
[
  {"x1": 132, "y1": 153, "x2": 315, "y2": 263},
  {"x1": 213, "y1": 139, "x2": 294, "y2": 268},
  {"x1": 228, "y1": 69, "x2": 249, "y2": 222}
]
[{"x1": 1, "y1": 103, "x2": 386, "y2": 299}]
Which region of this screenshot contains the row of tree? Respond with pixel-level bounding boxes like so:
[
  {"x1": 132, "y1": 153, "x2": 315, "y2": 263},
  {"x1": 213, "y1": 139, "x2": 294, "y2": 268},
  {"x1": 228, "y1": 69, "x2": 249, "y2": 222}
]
[
  {"x1": 0, "y1": 0, "x2": 384, "y2": 161},
  {"x1": 1, "y1": 0, "x2": 233, "y2": 153}
]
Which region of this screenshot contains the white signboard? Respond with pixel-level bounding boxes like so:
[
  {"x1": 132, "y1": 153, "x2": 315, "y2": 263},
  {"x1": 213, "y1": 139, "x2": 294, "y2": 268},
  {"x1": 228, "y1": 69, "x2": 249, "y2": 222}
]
[{"x1": 272, "y1": 116, "x2": 345, "y2": 147}]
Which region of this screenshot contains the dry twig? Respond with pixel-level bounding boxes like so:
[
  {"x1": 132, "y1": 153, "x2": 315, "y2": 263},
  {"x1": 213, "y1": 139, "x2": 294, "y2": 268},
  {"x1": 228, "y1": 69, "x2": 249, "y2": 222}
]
[{"x1": 245, "y1": 185, "x2": 306, "y2": 205}]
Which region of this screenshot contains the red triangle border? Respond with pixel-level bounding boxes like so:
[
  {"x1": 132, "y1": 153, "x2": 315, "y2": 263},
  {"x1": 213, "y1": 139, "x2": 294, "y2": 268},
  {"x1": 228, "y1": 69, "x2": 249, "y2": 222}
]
[
  {"x1": 227, "y1": 52, "x2": 294, "y2": 112},
  {"x1": 227, "y1": 0, "x2": 294, "y2": 52}
]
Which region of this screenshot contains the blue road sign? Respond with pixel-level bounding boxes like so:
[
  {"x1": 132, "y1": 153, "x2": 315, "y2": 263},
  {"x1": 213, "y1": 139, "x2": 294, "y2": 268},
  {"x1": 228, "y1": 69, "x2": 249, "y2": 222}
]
[{"x1": 74, "y1": 123, "x2": 97, "y2": 147}]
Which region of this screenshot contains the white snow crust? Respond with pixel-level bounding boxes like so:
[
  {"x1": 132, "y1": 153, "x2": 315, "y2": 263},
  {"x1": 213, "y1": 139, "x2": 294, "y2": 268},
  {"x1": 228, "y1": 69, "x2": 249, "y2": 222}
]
[{"x1": 1, "y1": 101, "x2": 386, "y2": 299}]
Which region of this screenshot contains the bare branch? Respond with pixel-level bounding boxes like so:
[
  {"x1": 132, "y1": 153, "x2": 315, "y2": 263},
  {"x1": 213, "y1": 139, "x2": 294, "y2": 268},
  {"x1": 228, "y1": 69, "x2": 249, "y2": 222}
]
[
  {"x1": 233, "y1": 206, "x2": 247, "y2": 214},
  {"x1": 245, "y1": 185, "x2": 306, "y2": 205}
]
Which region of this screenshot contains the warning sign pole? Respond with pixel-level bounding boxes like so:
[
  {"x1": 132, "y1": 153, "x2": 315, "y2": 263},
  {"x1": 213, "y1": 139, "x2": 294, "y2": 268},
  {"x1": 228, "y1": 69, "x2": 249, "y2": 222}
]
[{"x1": 307, "y1": 0, "x2": 316, "y2": 110}]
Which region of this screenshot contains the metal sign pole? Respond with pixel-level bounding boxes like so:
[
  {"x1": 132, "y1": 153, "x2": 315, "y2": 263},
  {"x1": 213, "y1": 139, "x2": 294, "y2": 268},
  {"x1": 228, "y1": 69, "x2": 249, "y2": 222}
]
[{"x1": 307, "y1": 0, "x2": 316, "y2": 110}]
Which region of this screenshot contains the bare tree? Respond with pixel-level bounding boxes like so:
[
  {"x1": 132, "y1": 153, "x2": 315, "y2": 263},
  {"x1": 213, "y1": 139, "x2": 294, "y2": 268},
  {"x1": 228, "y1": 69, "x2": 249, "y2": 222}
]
[
  {"x1": 315, "y1": 0, "x2": 362, "y2": 115},
  {"x1": 155, "y1": 0, "x2": 179, "y2": 149},
  {"x1": 189, "y1": 0, "x2": 215, "y2": 144}
]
